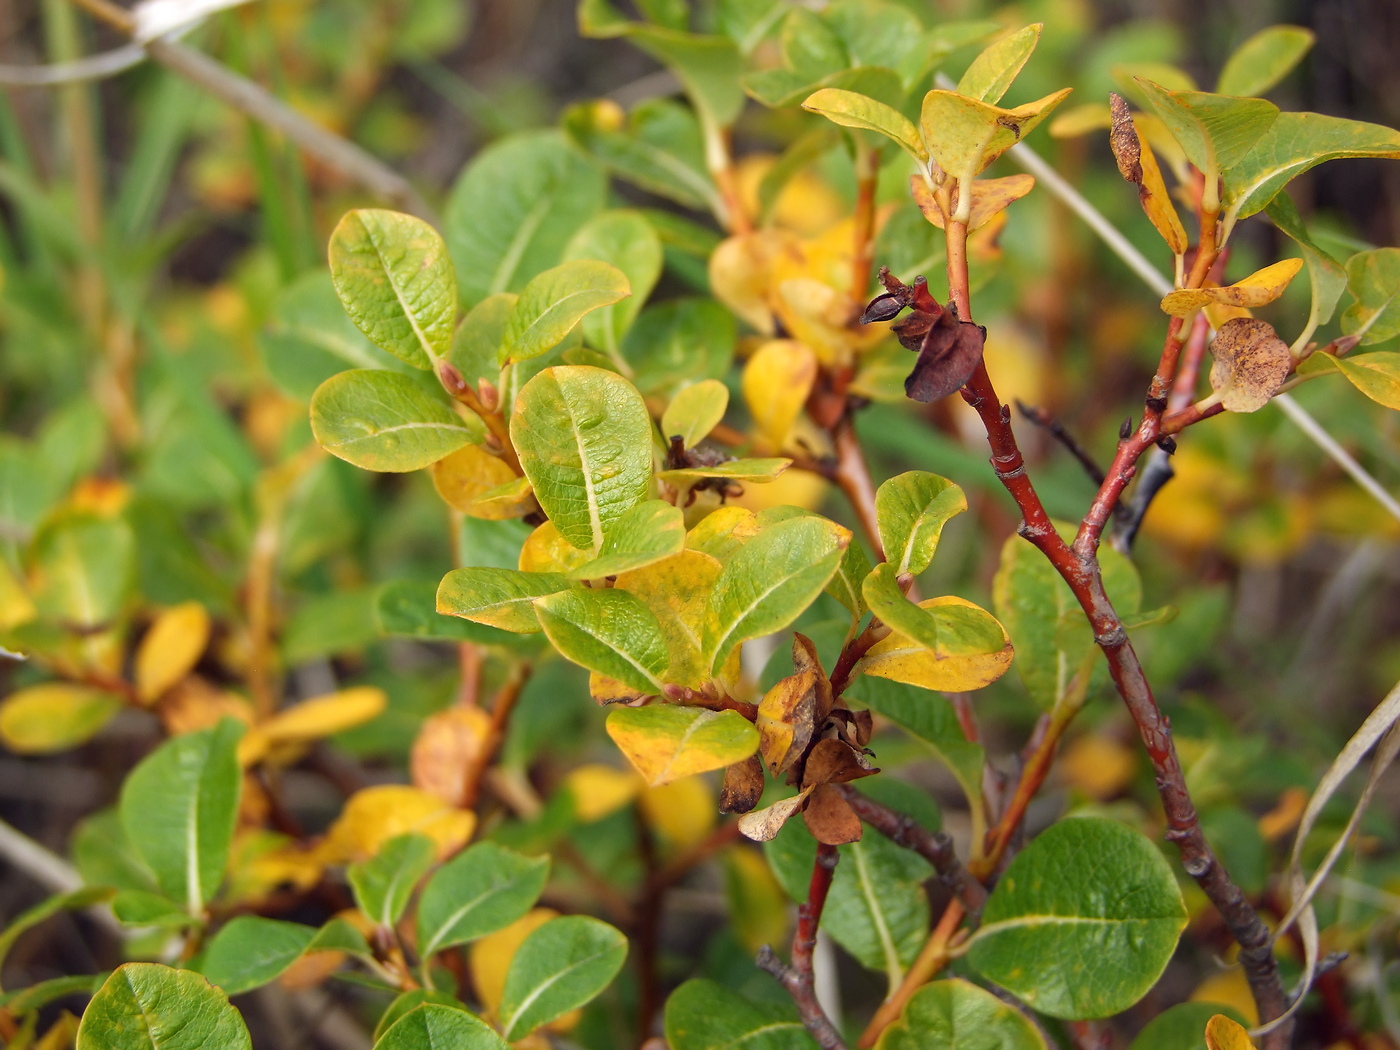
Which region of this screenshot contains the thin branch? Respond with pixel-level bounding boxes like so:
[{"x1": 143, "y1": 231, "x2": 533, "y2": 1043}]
[
  {"x1": 758, "y1": 844, "x2": 847, "y2": 1050},
  {"x1": 0, "y1": 819, "x2": 124, "y2": 938},
  {"x1": 1015, "y1": 400, "x2": 1109, "y2": 487},
  {"x1": 831, "y1": 416, "x2": 884, "y2": 561},
  {"x1": 858, "y1": 899, "x2": 965, "y2": 1047},
  {"x1": 459, "y1": 663, "x2": 531, "y2": 811}
]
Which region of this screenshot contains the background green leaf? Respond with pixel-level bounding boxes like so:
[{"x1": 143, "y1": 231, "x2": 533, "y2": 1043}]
[
  {"x1": 664, "y1": 979, "x2": 816, "y2": 1050},
  {"x1": 501, "y1": 259, "x2": 632, "y2": 364},
  {"x1": 498, "y1": 915, "x2": 628, "y2": 1041},
  {"x1": 349, "y1": 832, "x2": 436, "y2": 928},
  {"x1": 375, "y1": 1004, "x2": 507, "y2": 1050},
  {"x1": 875, "y1": 978, "x2": 1046, "y2": 1050}
]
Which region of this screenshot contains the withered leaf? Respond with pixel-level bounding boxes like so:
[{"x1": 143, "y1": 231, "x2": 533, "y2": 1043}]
[
  {"x1": 830, "y1": 708, "x2": 874, "y2": 749},
  {"x1": 906, "y1": 319, "x2": 987, "y2": 403},
  {"x1": 737, "y1": 787, "x2": 814, "y2": 842},
  {"x1": 411, "y1": 706, "x2": 492, "y2": 807},
  {"x1": 590, "y1": 671, "x2": 649, "y2": 706},
  {"x1": 802, "y1": 783, "x2": 862, "y2": 845},
  {"x1": 1108, "y1": 93, "x2": 1142, "y2": 184},
  {"x1": 801, "y1": 738, "x2": 879, "y2": 789},
  {"x1": 791, "y1": 634, "x2": 835, "y2": 726},
  {"x1": 756, "y1": 670, "x2": 818, "y2": 777},
  {"x1": 1209, "y1": 317, "x2": 1292, "y2": 412},
  {"x1": 719, "y1": 754, "x2": 765, "y2": 814}
]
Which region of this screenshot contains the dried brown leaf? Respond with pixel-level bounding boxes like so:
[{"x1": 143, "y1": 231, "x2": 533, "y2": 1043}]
[
  {"x1": 906, "y1": 319, "x2": 987, "y2": 403},
  {"x1": 719, "y1": 754, "x2": 766, "y2": 814},
  {"x1": 1208, "y1": 317, "x2": 1292, "y2": 412},
  {"x1": 411, "y1": 706, "x2": 492, "y2": 806},
  {"x1": 1108, "y1": 93, "x2": 1142, "y2": 184},
  {"x1": 737, "y1": 787, "x2": 814, "y2": 842},
  {"x1": 791, "y1": 633, "x2": 835, "y2": 725},
  {"x1": 801, "y1": 738, "x2": 879, "y2": 789},
  {"x1": 756, "y1": 670, "x2": 818, "y2": 776},
  {"x1": 802, "y1": 783, "x2": 863, "y2": 845}
]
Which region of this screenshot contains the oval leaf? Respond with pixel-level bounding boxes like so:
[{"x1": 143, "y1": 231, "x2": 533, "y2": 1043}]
[
  {"x1": 565, "y1": 210, "x2": 662, "y2": 353},
  {"x1": 502, "y1": 259, "x2": 632, "y2": 364},
  {"x1": 802, "y1": 88, "x2": 926, "y2": 163},
  {"x1": 662, "y1": 379, "x2": 729, "y2": 450},
  {"x1": 966, "y1": 816, "x2": 1188, "y2": 1019},
  {"x1": 535, "y1": 588, "x2": 671, "y2": 694},
  {"x1": 855, "y1": 594, "x2": 1013, "y2": 693},
  {"x1": 201, "y1": 917, "x2": 317, "y2": 995},
  {"x1": 864, "y1": 564, "x2": 1006, "y2": 657},
  {"x1": 956, "y1": 24, "x2": 1042, "y2": 105},
  {"x1": 919, "y1": 88, "x2": 1071, "y2": 179},
  {"x1": 1134, "y1": 80, "x2": 1279, "y2": 177},
  {"x1": 510, "y1": 366, "x2": 652, "y2": 553},
  {"x1": 311, "y1": 369, "x2": 483, "y2": 472},
  {"x1": 876, "y1": 471, "x2": 967, "y2": 576},
  {"x1": 349, "y1": 832, "x2": 437, "y2": 928},
  {"x1": 1217, "y1": 26, "x2": 1314, "y2": 98},
  {"x1": 1160, "y1": 258, "x2": 1303, "y2": 317},
  {"x1": 376, "y1": 1004, "x2": 507, "y2": 1050},
  {"x1": 1299, "y1": 350, "x2": 1400, "y2": 411},
  {"x1": 743, "y1": 340, "x2": 817, "y2": 449},
  {"x1": 570, "y1": 500, "x2": 686, "y2": 581},
  {"x1": 418, "y1": 842, "x2": 550, "y2": 960},
  {"x1": 665, "y1": 979, "x2": 817, "y2": 1050},
  {"x1": 76, "y1": 963, "x2": 251, "y2": 1050},
  {"x1": 875, "y1": 978, "x2": 1045, "y2": 1050},
  {"x1": 498, "y1": 915, "x2": 628, "y2": 1041},
  {"x1": 0, "y1": 683, "x2": 122, "y2": 754},
  {"x1": 135, "y1": 602, "x2": 210, "y2": 703},
  {"x1": 1340, "y1": 247, "x2": 1400, "y2": 346},
  {"x1": 1208, "y1": 317, "x2": 1292, "y2": 412},
  {"x1": 436, "y1": 568, "x2": 573, "y2": 633},
  {"x1": 606, "y1": 705, "x2": 759, "y2": 786}
]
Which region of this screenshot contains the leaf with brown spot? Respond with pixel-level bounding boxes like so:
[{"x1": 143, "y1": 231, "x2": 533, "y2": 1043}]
[
  {"x1": 801, "y1": 738, "x2": 878, "y2": 789},
  {"x1": 719, "y1": 755, "x2": 765, "y2": 814},
  {"x1": 1108, "y1": 93, "x2": 1142, "y2": 183},
  {"x1": 756, "y1": 670, "x2": 819, "y2": 777},
  {"x1": 589, "y1": 672, "x2": 649, "y2": 705},
  {"x1": 410, "y1": 706, "x2": 492, "y2": 806},
  {"x1": 911, "y1": 174, "x2": 1036, "y2": 233},
  {"x1": 737, "y1": 787, "x2": 814, "y2": 843},
  {"x1": 1208, "y1": 317, "x2": 1293, "y2": 412},
  {"x1": 802, "y1": 784, "x2": 862, "y2": 845},
  {"x1": 1134, "y1": 116, "x2": 1188, "y2": 254},
  {"x1": 791, "y1": 633, "x2": 834, "y2": 725},
  {"x1": 905, "y1": 319, "x2": 988, "y2": 404}
]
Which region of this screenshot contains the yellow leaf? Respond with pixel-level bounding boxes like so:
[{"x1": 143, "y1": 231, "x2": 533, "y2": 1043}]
[
  {"x1": 1133, "y1": 116, "x2": 1188, "y2": 255},
  {"x1": 686, "y1": 506, "x2": 758, "y2": 559},
  {"x1": 0, "y1": 683, "x2": 122, "y2": 754},
  {"x1": 519, "y1": 521, "x2": 590, "y2": 573},
  {"x1": 0, "y1": 558, "x2": 36, "y2": 631},
  {"x1": 34, "y1": 1012, "x2": 78, "y2": 1050},
  {"x1": 606, "y1": 706, "x2": 759, "y2": 786},
  {"x1": 1049, "y1": 102, "x2": 1112, "y2": 138},
  {"x1": 1191, "y1": 972, "x2": 1259, "y2": 1026},
  {"x1": 1161, "y1": 258, "x2": 1304, "y2": 317},
  {"x1": 1059, "y1": 734, "x2": 1138, "y2": 800},
  {"x1": 1258, "y1": 786, "x2": 1308, "y2": 843},
  {"x1": 564, "y1": 763, "x2": 643, "y2": 822},
  {"x1": 723, "y1": 845, "x2": 790, "y2": 954},
  {"x1": 320, "y1": 784, "x2": 475, "y2": 863},
  {"x1": 431, "y1": 444, "x2": 522, "y2": 520},
  {"x1": 920, "y1": 88, "x2": 1073, "y2": 180},
  {"x1": 742, "y1": 340, "x2": 817, "y2": 450},
  {"x1": 67, "y1": 477, "x2": 130, "y2": 517},
  {"x1": 614, "y1": 550, "x2": 723, "y2": 689},
  {"x1": 158, "y1": 677, "x2": 254, "y2": 736},
  {"x1": 411, "y1": 705, "x2": 493, "y2": 806},
  {"x1": 242, "y1": 687, "x2": 387, "y2": 765},
  {"x1": 135, "y1": 601, "x2": 211, "y2": 703},
  {"x1": 911, "y1": 174, "x2": 1036, "y2": 233},
  {"x1": 855, "y1": 596, "x2": 1014, "y2": 691},
  {"x1": 709, "y1": 232, "x2": 796, "y2": 335},
  {"x1": 736, "y1": 154, "x2": 846, "y2": 236},
  {"x1": 471, "y1": 908, "x2": 560, "y2": 1017},
  {"x1": 731, "y1": 461, "x2": 829, "y2": 515},
  {"x1": 639, "y1": 776, "x2": 716, "y2": 851},
  {"x1": 1205, "y1": 1014, "x2": 1259, "y2": 1050}
]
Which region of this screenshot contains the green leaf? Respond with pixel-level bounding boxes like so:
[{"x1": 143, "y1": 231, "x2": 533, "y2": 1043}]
[
  {"x1": 781, "y1": 8, "x2": 849, "y2": 83},
  {"x1": 111, "y1": 891, "x2": 199, "y2": 929},
  {"x1": 201, "y1": 917, "x2": 317, "y2": 995},
  {"x1": 0, "y1": 973, "x2": 107, "y2": 1016},
  {"x1": 1134, "y1": 80, "x2": 1278, "y2": 179},
  {"x1": 1340, "y1": 248, "x2": 1400, "y2": 346},
  {"x1": 536, "y1": 588, "x2": 671, "y2": 692},
  {"x1": 876, "y1": 471, "x2": 967, "y2": 577},
  {"x1": 28, "y1": 512, "x2": 133, "y2": 628},
  {"x1": 1265, "y1": 193, "x2": 1347, "y2": 332},
  {"x1": 919, "y1": 88, "x2": 1072, "y2": 181},
  {"x1": 417, "y1": 842, "x2": 550, "y2": 960},
  {"x1": 71, "y1": 809, "x2": 158, "y2": 895},
  {"x1": 561, "y1": 99, "x2": 720, "y2": 216},
  {"x1": 1128, "y1": 1001, "x2": 1249, "y2": 1050},
  {"x1": 957, "y1": 24, "x2": 1042, "y2": 105},
  {"x1": 656, "y1": 459, "x2": 791, "y2": 486},
  {"x1": 329, "y1": 209, "x2": 457, "y2": 370},
  {"x1": 1216, "y1": 25, "x2": 1314, "y2": 98},
  {"x1": 0, "y1": 887, "x2": 113, "y2": 982},
  {"x1": 1223, "y1": 111, "x2": 1400, "y2": 222},
  {"x1": 375, "y1": 1004, "x2": 507, "y2": 1050},
  {"x1": 863, "y1": 563, "x2": 1005, "y2": 657},
  {"x1": 845, "y1": 676, "x2": 985, "y2": 834},
  {"x1": 510, "y1": 366, "x2": 653, "y2": 553},
  {"x1": 802, "y1": 88, "x2": 927, "y2": 164},
  {"x1": 349, "y1": 833, "x2": 436, "y2": 928},
  {"x1": 825, "y1": 539, "x2": 873, "y2": 625},
  {"x1": 76, "y1": 963, "x2": 251, "y2": 1050},
  {"x1": 444, "y1": 130, "x2": 607, "y2": 308},
  {"x1": 119, "y1": 719, "x2": 243, "y2": 913},
  {"x1": 570, "y1": 500, "x2": 686, "y2": 581},
  {"x1": 377, "y1": 579, "x2": 524, "y2": 645},
  {"x1": 661, "y1": 379, "x2": 729, "y2": 449},
  {"x1": 703, "y1": 515, "x2": 849, "y2": 675},
  {"x1": 0, "y1": 684, "x2": 123, "y2": 754},
  {"x1": 310, "y1": 369, "x2": 483, "y2": 472},
  {"x1": 373, "y1": 992, "x2": 470, "y2": 1044},
  {"x1": 992, "y1": 531, "x2": 1141, "y2": 711},
  {"x1": 606, "y1": 705, "x2": 758, "y2": 785},
  {"x1": 765, "y1": 819, "x2": 930, "y2": 981},
  {"x1": 966, "y1": 816, "x2": 1187, "y2": 1020},
  {"x1": 664, "y1": 979, "x2": 817, "y2": 1050},
  {"x1": 308, "y1": 916, "x2": 373, "y2": 958},
  {"x1": 501, "y1": 260, "x2": 632, "y2": 364},
  {"x1": 447, "y1": 293, "x2": 516, "y2": 388},
  {"x1": 565, "y1": 211, "x2": 663, "y2": 356},
  {"x1": 436, "y1": 568, "x2": 572, "y2": 633},
  {"x1": 621, "y1": 298, "x2": 736, "y2": 395},
  {"x1": 875, "y1": 979, "x2": 1046, "y2": 1050},
  {"x1": 1298, "y1": 351, "x2": 1400, "y2": 410},
  {"x1": 497, "y1": 915, "x2": 628, "y2": 1041}
]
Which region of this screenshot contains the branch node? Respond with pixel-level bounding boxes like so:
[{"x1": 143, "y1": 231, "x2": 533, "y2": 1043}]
[
  {"x1": 1181, "y1": 854, "x2": 1211, "y2": 878},
  {"x1": 1156, "y1": 435, "x2": 1177, "y2": 454},
  {"x1": 1094, "y1": 625, "x2": 1127, "y2": 649},
  {"x1": 1144, "y1": 394, "x2": 1168, "y2": 413}
]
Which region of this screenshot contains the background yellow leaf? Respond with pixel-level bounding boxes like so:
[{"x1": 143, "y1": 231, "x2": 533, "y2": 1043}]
[
  {"x1": 319, "y1": 784, "x2": 475, "y2": 863},
  {"x1": 742, "y1": 339, "x2": 817, "y2": 449},
  {"x1": 0, "y1": 683, "x2": 122, "y2": 754},
  {"x1": 136, "y1": 601, "x2": 211, "y2": 703}
]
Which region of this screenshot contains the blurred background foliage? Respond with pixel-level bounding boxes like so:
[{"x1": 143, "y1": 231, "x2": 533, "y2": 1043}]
[{"x1": 0, "y1": 0, "x2": 1398, "y2": 1046}]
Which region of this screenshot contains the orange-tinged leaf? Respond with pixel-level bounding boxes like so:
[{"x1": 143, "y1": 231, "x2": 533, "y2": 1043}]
[
  {"x1": 263, "y1": 687, "x2": 386, "y2": 744},
  {"x1": 470, "y1": 908, "x2": 559, "y2": 1017},
  {"x1": 1258, "y1": 786, "x2": 1308, "y2": 843},
  {"x1": 856, "y1": 596, "x2": 1014, "y2": 691},
  {"x1": 564, "y1": 763, "x2": 642, "y2": 822},
  {"x1": 431, "y1": 444, "x2": 521, "y2": 520},
  {"x1": 1205, "y1": 1014, "x2": 1259, "y2": 1050},
  {"x1": 911, "y1": 174, "x2": 1036, "y2": 233},
  {"x1": 135, "y1": 601, "x2": 211, "y2": 703},
  {"x1": 1128, "y1": 112, "x2": 1188, "y2": 255},
  {"x1": 686, "y1": 506, "x2": 759, "y2": 559},
  {"x1": 757, "y1": 670, "x2": 819, "y2": 776},
  {"x1": 606, "y1": 705, "x2": 759, "y2": 786},
  {"x1": 410, "y1": 705, "x2": 492, "y2": 806},
  {"x1": 1161, "y1": 258, "x2": 1304, "y2": 317},
  {"x1": 519, "y1": 521, "x2": 590, "y2": 573},
  {"x1": 742, "y1": 340, "x2": 817, "y2": 449},
  {"x1": 320, "y1": 785, "x2": 475, "y2": 863},
  {"x1": 0, "y1": 558, "x2": 36, "y2": 631},
  {"x1": 0, "y1": 683, "x2": 122, "y2": 754},
  {"x1": 800, "y1": 738, "x2": 878, "y2": 789},
  {"x1": 639, "y1": 776, "x2": 716, "y2": 851},
  {"x1": 588, "y1": 671, "x2": 650, "y2": 705},
  {"x1": 158, "y1": 677, "x2": 254, "y2": 736}
]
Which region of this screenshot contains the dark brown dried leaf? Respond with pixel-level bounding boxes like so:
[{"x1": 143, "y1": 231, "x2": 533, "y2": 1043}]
[
  {"x1": 1208, "y1": 317, "x2": 1293, "y2": 412},
  {"x1": 719, "y1": 754, "x2": 765, "y2": 814},
  {"x1": 802, "y1": 783, "x2": 863, "y2": 844},
  {"x1": 802, "y1": 737, "x2": 879, "y2": 789},
  {"x1": 1109, "y1": 93, "x2": 1142, "y2": 185},
  {"x1": 906, "y1": 320, "x2": 987, "y2": 403}
]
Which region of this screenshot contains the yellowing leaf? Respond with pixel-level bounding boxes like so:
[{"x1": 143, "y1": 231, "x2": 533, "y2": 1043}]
[
  {"x1": 1300, "y1": 350, "x2": 1400, "y2": 411},
  {"x1": 723, "y1": 845, "x2": 789, "y2": 954},
  {"x1": 1049, "y1": 102, "x2": 1112, "y2": 138},
  {"x1": 855, "y1": 596, "x2": 1014, "y2": 691},
  {"x1": 911, "y1": 174, "x2": 1035, "y2": 233},
  {"x1": 1161, "y1": 258, "x2": 1303, "y2": 317},
  {"x1": 709, "y1": 232, "x2": 794, "y2": 335},
  {"x1": 757, "y1": 670, "x2": 819, "y2": 776},
  {"x1": 801, "y1": 89, "x2": 926, "y2": 162},
  {"x1": 0, "y1": 683, "x2": 122, "y2": 754},
  {"x1": 662, "y1": 379, "x2": 729, "y2": 449},
  {"x1": 1191, "y1": 970, "x2": 1259, "y2": 1025},
  {"x1": 919, "y1": 88, "x2": 1073, "y2": 181},
  {"x1": 957, "y1": 23, "x2": 1042, "y2": 105},
  {"x1": 136, "y1": 601, "x2": 211, "y2": 703},
  {"x1": 1132, "y1": 115, "x2": 1188, "y2": 255},
  {"x1": 431, "y1": 445, "x2": 522, "y2": 520},
  {"x1": 686, "y1": 506, "x2": 758, "y2": 559},
  {"x1": 772, "y1": 280, "x2": 857, "y2": 368},
  {"x1": 742, "y1": 340, "x2": 817, "y2": 449},
  {"x1": 1059, "y1": 735, "x2": 1138, "y2": 801},
  {"x1": 411, "y1": 706, "x2": 493, "y2": 806},
  {"x1": 0, "y1": 558, "x2": 36, "y2": 631},
  {"x1": 564, "y1": 764, "x2": 643, "y2": 822},
  {"x1": 519, "y1": 521, "x2": 590, "y2": 574},
  {"x1": 639, "y1": 776, "x2": 716, "y2": 851},
  {"x1": 606, "y1": 705, "x2": 759, "y2": 786},
  {"x1": 320, "y1": 785, "x2": 476, "y2": 863},
  {"x1": 1204, "y1": 1015, "x2": 1258, "y2": 1050},
  {"x1": 614, "y1": 550, "x2": 723, "y2": 689}
]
